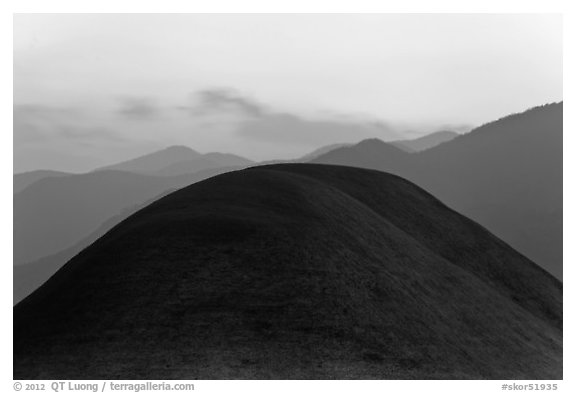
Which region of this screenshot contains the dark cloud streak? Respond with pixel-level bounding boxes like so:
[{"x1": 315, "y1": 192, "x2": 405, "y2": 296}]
[
  {"x1": 117, "y1": 97, "x2": 161, "y2": 120},
  {"x1": 15, "y1": 104, "x2": 127, "y2": 146},
  {"x1": 188, "y1": 88, "x2": 266, "y2": 117},
  {"x1": 183, "y1": 88, "x2": 403, "y2": 146}
]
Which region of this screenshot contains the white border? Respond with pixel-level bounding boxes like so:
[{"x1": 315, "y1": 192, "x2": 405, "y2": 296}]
[{"x1": 3, "y1": 2, "x2": 573, "y2": 391}]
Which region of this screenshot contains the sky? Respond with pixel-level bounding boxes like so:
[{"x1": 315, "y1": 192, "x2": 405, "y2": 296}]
[{"x1": 13, "y1": 13, "x2": 563, "y2": 173}]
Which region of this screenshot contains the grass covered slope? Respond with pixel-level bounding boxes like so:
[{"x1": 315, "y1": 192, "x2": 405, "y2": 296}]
[{"x1": 14, "y1": 164, "x2": 562, "y2": 379}]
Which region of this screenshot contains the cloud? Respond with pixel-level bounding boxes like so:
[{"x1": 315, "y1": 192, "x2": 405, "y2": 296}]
[
  {"x1": 439, "y1": 124, "x2": 473, "y2": 134},
  {"x1": 14, "y1": 105, "x2": 75, "y2": 144},
  {"x1": 183, "y1": 88, "x2": 403, "y2": 146},
  {"x1": 14, "y1": 105, "x2": 79, "y2": 130},
  {"x1": 237, "y1": 114, "x2": 400, "y2": 146},
  {"x1": 14, "y1": 104, "x2": 126, "y2": 146},
  {"x1": 117, "y1": 97, "x2": 161, "y2": 120},
  {"x1": 188, "y1": 88, "x2": 266, "y2": 117},
  {"x1": 13, "y1": 104, "x2": 162, "y2": 172},
  {"x1": 56, "y1": 125, "x2": 127, "y2": 144}
]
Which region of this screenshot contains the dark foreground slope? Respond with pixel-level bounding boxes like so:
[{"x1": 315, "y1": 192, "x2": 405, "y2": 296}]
[{"x1": 14, "y1": 164, "x2": 562, "y2": 379}]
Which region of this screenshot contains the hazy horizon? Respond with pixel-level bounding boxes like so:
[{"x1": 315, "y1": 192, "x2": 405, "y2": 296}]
[{"x1": 14, "y1": 14, "x2": 562, "y2": 173}]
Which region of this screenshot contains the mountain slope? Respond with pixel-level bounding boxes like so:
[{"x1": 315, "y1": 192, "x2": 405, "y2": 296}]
[
  {"x1": 390, "y1": 131, "x2": 459, "y2": 152},
  {"x1": 155, "y1": 153, "x2": 254, "y2": 177},
  {"x1": 13, "y1": 170, "x2": 71, "y2": 194},
  {"x1": 14, "y1": 164, "x2": 562, "y2": 379},
  {"x1": 97, "y1": 146, "x2": 254, "y2": 176},
  {"x1": 299, "y1": 143, "x2": 353, "y2": 161},
  {"x1": 97, "y1": 145, "x2": 202, "y2": 174},
  {"x1": 14, "y1": 193, "x2": 166, "y2": 305},
  {"x1": 13, "y1": 167, "x2": 236, "y2": 266},
  {"x1": 313, "y1": 103, "x2": 562, "y2": 278},
  {"x1": 203, "y1": 152, "x2": 254, "y2": 167},
  {"x1": 155, "y1": 157, "x2": 222, "y2": 176},
  {"x1": 314, "y1": 138, "x2": 411, "y2": 173}
]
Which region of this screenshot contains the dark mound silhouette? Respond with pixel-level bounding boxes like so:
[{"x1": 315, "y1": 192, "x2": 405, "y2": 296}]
[
  {"x1": 313, "y1": 103, "x2": 562, "y2": 279},
  {"x1": 13, "y1": 170, "x2": 71, "y2": 194},
  {"x1": 14, "y1": 164, "x2": 561, "y2": 379}
]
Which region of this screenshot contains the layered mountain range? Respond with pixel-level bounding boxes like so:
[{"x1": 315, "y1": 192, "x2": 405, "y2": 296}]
[{"x1": 14, "y1": 164, "x2": 562, "y2": 379}]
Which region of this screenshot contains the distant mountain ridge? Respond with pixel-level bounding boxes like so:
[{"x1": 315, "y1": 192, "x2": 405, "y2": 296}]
[
  {"x1": 96, "y1": 145, "x2": 254, "y2": 176},
  {"x1": 313, "y1": 103, "x2": 563, "y2": 278},
  {"x1": 298, "y1": 143, "x2": 353, "y2": 160},
  {"x1": 13, "y1": 145, "x2": 255, "y2": 302},
  {"x1": 297, "y1": 130, "x2": 458, "y2": 161},
  {"x1": 13, "y1": 170, "x2": 71, "y2": 194},
  {"x1": 96, "y1": 145, "x2": 202, "y2": 173},
  {"x1": 390, "y1": 130, "x2": 459, "y2": 152},
  {"x1": 313, "y1": 138, "x2": 411, "y2": 174},
  {"x1": 156, "y1": 153, "x2": 253, "y2": 177},
  {"x1": 13, "y1": 167, "x2": 237, "y2": 267},
  {"x1": 14, "y1": 188, "x2": 178, "y2": 305}
]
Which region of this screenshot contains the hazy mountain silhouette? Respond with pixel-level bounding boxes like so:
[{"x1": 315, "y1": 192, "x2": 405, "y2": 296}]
[
  {"x1": 156, "y1": 153, "x2": 254, "y2": 177},
  {"x1": 13, "y1": 170, "x2": 71, "y2": 194},
  {"x1": 14, "y1": 167, "x2": 237, "y2": 266},
  {"x1": 97, "y1": 145, "x2": 202, "y2": 173},
  {"x1": 314, "y1": 138, "x2": 411, "y2": 173},
  {"x1": 390, "y1": 131, "x2": 459, "y2": 152},
  {"x1": 297, "y1": 131, "x2": 457, "y2": 161},
  {"x1": 299, "y1": 143, "x2": 353, "y2": 161},
  {"x1": 97, "y1": 146, "x2": 254, "y2": 176},
  {"x1": 154, "y1": 157, "x2": 222, "y2": 176},
  {"x1": 313, "y1": 103, "x2": 562, "y2": 279},
  {"x1": 203, "y1": 152, "x2": 254, "y2": 167},
  {"x1": 14, "y1": 164, "x2": 561, "y2": 379},
  {"x1": 14, "y1": 193, "x2": 170, "y2": 305}
]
